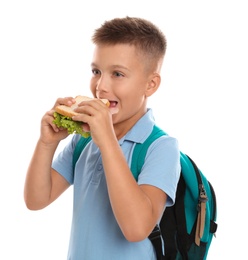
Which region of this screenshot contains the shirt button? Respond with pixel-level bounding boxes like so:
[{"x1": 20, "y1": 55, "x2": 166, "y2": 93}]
[{"x1": 97, "y1": 164, "x2": 103, "y2": 171}]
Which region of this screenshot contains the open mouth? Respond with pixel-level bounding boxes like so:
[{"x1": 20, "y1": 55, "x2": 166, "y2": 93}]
[
  {"x1": 108, "y1": 101, "x2": 119, "y2": 115},
  {"x1": 109, "y1": 101, "x2": 118, "y2": 108}
]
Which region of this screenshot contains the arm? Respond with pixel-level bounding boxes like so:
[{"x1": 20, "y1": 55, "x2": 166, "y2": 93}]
[
  {"x1": 72, "y1": 100, "x2": 169, "y2": 242},
  {"x1": 100, "y1": 138, "x2": 167, "y2": 242},
  {"x1": 24, "y1": 97, "x2": 74, "y2": 210}
]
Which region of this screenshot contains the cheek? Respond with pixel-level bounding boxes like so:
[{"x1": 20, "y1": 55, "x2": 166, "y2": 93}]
[
  {"x1": 122, "y1": 89, "x2": 145, "y2": 108},
  {"x1": 90, "y1": 80, "x2": 96, "y2": 97}
]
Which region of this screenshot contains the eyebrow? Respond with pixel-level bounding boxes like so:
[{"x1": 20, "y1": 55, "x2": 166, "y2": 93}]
[{"x1": 91, "y1": 63, "x2": 130, "y2": 72}]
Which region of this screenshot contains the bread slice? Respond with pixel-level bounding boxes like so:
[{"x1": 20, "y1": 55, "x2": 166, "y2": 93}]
[{"x1": 55, "y1": 95, "x2": 110, "y2": 118}]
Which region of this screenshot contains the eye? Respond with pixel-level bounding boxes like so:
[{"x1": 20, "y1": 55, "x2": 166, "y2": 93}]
[
  {"x1": 92, "y1": 69, "x2": 101, "y2": 76},
  {"x1": 113, "y1": 71, "x2": 124, "y2": 77}
]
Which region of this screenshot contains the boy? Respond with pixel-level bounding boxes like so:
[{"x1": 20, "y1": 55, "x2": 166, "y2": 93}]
[{"x1": 24, "y1": 17, "x2": 180, "y2": 260}]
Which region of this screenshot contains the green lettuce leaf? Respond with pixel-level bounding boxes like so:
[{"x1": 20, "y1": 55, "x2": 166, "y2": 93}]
[{"x1": 53, "y1": 112, "x2": 90, "y2": 138}]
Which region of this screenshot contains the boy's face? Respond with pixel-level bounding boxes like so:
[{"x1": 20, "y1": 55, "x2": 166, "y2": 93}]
[{"x1": 90, "y1": 43, "x2": 154, "y2": 131}]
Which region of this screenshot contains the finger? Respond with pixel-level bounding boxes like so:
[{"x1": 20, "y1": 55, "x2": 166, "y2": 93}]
[
  {"x1": 54, "y1": 97, "x2": 76, "y2": 108},
  {"x1": 44, "y1": 113, "x2": 60, "y2": 132},
  {"x1": 82, "y1": 123, "x2": 90, "y2": 132}
]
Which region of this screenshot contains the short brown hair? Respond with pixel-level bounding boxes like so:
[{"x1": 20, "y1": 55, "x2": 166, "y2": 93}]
[{"x1": 92, "y1": 16, "x2": 167, "y2": 71}]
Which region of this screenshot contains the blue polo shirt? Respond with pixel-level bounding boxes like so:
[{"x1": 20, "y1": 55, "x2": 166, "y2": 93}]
[{"x1": 52, "y1": 109, "x2": 180, "y2": 260}]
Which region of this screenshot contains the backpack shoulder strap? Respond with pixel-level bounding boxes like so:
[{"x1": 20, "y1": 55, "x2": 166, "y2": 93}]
[
  {"x1": 73, "y1": 136, "x2": 92, "y2": 171},
  {"x1": 130, "y1": 125, "x2": 166, "y2": 260},
  {"x1": 130, "y1": 125, "x2": 166, "y2": 181}
]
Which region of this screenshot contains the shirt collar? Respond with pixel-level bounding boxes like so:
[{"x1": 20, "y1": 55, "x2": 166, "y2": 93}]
[{"x1": 118, "y1": 108, "x2": 155, "y2": 145}]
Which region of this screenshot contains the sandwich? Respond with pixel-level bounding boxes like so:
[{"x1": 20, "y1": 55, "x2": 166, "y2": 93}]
[{"x1": 53, "y1": 95, "x2": 110, "y2": 137}]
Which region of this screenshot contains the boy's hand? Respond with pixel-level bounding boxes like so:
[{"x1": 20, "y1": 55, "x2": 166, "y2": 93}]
[
  {"x1": 40, "y1": 97, "x2": 76, "y2": 145},
  {"x1": 72, "y1": 99, "x2": 117, "y2": 147}
]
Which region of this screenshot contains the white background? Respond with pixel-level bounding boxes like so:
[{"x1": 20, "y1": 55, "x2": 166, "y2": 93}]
[{"x1": 1, "y1": 0, "x2": 247, "y2": 259}]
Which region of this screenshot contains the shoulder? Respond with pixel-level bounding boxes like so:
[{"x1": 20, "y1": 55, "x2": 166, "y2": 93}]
[
  {"x1": 144, "y1": 134, "x2": 180, "y2": 172},
  {"x1": 138, "y1": 134, "x2": 181, "y2": 205},
  {"x1": 148, "y1": 134, "x2": 179, "y2": 153}
]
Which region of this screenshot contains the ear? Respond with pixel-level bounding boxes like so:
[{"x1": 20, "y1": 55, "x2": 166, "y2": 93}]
[{"x1": 145, "y1": 73, "x2": 161, "y2": 97}]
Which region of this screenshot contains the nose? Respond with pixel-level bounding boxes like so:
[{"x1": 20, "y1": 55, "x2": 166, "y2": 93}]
[{"x1": 96, "y1": 75, "x2": 109, "y2": 94}]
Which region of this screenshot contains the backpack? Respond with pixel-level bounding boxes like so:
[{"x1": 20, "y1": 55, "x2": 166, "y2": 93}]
[{"x1": 73, "y1": 125, "x2": 218, "y2": 260}]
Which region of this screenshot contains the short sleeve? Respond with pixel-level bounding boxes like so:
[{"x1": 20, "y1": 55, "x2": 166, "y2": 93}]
[{"x1": 137, "y1": 136, "x2": 181, "y2": 206}]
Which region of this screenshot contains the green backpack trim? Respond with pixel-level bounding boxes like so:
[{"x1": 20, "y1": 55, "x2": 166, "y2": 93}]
[
  {"x1": 130, "y1": 125, "x2": 166, "y2": 181},
  {"x1": 73, "y1": 135, "x2": 92, "y2": 171}
]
